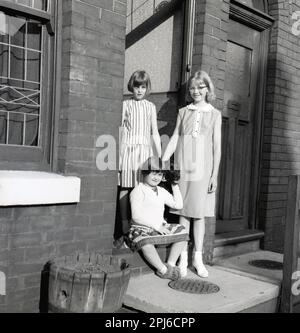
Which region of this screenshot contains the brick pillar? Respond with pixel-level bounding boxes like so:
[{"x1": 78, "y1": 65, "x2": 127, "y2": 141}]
[
  {"x1": 259, "y1": 0, "x2": 300, "y2": 252},
  {"x1": 58, "y1": 0, "x2": 127, "y2": 252},
  {"x1": 192, "y1": 0, "x2": 229, "y2": 264}
]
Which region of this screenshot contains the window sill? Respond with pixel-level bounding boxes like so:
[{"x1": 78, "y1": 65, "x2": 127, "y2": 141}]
[{"x1": 0, "y1": 171, "x2": 81, "y2": 206}]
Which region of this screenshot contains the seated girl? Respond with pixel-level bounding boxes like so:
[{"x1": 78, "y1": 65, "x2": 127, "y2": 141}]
[{"x1": 126, "y1": 157, "x2": 189, "y2": 280}]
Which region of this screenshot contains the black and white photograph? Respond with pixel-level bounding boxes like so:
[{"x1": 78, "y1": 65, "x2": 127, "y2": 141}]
[{"x1": 0, "y1": 0, "x2": 300, "y2": 317}]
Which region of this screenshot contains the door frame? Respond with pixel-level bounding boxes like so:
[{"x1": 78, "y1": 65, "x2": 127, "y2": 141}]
[
  {"x1": 181, "y1": 0, "x2": 196, "y2": 85},
  {"x1": 228, "y1": 0, "x2": 274, "y2": 230}
]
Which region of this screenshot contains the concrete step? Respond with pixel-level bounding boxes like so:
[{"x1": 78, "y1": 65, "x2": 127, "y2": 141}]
[
  {"x1": 123, "y1": 263, "x2": 280, "y2": 313},
  {"x1": 213, "y1": 230, "x2": 264, "y2": 260},
  {"x1": 123, "y1": 250, "x2": 284, "y2": 313}
]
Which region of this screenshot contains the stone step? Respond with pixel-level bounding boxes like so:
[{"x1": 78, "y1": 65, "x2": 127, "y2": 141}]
[
  {"x1": 213, "y1": 230, "x2": 264, "y2": 260},
  {"x1": 123, "y1": 262, "x2": 280, "y2": 313}
]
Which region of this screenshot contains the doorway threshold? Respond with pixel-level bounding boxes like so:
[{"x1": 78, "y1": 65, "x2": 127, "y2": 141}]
[{"x1": 214, "y1": 229, "x2": 264, "y2": 247}]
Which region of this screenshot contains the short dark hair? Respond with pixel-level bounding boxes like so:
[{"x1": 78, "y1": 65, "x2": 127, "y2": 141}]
[
  {"x1": 127, "y1": 70, "x2": 151, "y2": 95},
  {"x1": 141, "y1": 156, "x2": 164, "y2": 176}
]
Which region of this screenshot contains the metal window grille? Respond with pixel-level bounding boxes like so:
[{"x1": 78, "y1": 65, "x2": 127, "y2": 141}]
[{"x1": 0, "y1": 11, "x2": 43, "y2": 147}]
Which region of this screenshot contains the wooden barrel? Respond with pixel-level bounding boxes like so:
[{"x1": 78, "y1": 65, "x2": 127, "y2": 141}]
[{"x1": 48, "y1": 252, "x2": 131, "y2": 313}]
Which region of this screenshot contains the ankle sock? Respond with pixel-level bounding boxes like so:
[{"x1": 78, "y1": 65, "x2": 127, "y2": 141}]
[{"x1": 158, "y1": 265, "x2": 167, "y2": 275}]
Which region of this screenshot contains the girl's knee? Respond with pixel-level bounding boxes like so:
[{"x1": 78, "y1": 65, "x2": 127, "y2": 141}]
[{"x1": 141, "y1": 244, "x2": 155, "y2": 252}]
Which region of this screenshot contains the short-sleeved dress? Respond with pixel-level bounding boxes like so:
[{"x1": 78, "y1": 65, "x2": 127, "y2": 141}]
[
  {"x1": 171, "y1": 103, "x2": 222, "y2": 219},
  {"x1": 118, "y1": 99, "x2": 154, "y2": 188}
]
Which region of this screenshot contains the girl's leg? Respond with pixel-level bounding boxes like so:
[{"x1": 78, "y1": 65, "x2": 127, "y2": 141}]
[
  {"x1": 179, "y1": 216, "x2": 191, "y2": 251},
  {"x1": 167, "y1": 241, "x2": 186, "y2": 267},
  {"x1": 193, "y1": 217, "x2": 205, "y2": 252},
  {"x1": 141, "y1": 244, "x2": 167, "y2": 274},
  {"x1": 177, "y1": 216, "x2": 191, "y2": 277},
  {"x1": 193, "y1": 218, "x2": 208, "y2": 277}
]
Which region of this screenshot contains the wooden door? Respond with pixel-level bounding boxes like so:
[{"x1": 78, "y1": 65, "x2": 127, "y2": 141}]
[{"x1": 216, "y1": 19, "x2": 262, "y2": 233}]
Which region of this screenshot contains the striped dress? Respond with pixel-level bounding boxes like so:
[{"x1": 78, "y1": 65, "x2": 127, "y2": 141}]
[{"x1": 118, "y1": 99, "x2": 155, "y2": 188}]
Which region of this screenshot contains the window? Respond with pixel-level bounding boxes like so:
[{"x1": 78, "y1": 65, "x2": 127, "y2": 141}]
[
  {"x1": 235, "y1": 0, "x2": 268, "y2": 13},
  {"x1": 0, "y1": 13, "x2": 42, "y2": 147},
  {"x1": 0, "y1": 0, "x2": 57, "y2": 169},
  {"x1": 11, "y1": 0, "x2": 49, "y2": 12}
]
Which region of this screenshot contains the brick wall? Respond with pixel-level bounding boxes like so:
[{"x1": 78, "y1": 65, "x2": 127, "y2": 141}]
[
  {"x1": 192, "y1": 0, "x2": 229, "y2": 263},
  {"x1": 0, "y1": 0, "x2": 126, "y2": 312},
  {"x1": 259, "y1": 0, "x2": 300, "y2": 252}
]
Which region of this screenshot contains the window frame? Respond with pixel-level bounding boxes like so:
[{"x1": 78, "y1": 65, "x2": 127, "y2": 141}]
[{"x1": 0, "y1": 0, "x2": 59, "y2": 171}]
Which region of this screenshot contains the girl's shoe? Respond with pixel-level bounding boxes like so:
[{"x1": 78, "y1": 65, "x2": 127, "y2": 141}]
[
  {"x1": 113, "y1": 236, "x2": 124, "y2": 249},
  {"x1": 193, "y1": 251, "x2": 208, "y2": 278},
  {"x1": 177, "y1": 251, "x2": 188, "y2": 277},
  {"x1": 113, "y1": 236, "x2": 129, "y2": 250},
  {"x1": 156, "y1": 264, "x2": 181, "y2": 280}
]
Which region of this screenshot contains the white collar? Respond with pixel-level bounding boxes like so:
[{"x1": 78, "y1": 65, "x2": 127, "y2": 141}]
[{"x1": 187, "y1": 103, "x2": 212, "y2": 112}]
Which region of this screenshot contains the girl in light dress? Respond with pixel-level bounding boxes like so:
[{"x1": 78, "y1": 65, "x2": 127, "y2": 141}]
[{"x1": 163, "y1": 71, "x2": 222, "y2": 278}]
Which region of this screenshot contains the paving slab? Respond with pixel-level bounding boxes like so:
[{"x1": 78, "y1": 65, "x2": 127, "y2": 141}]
[
  {"x1": 124, "y1": 265, "x2": 279, "y2": 313},
  {"x1": 214, "y1": 250, "x2": 300, "y2": 285}
]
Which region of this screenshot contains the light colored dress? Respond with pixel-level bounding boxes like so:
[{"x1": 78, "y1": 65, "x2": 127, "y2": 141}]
[
  {"x1": 118, "y1": 99, "x2": 154, "y2": 188},
  {"x1": 171, "y1": 103, "x2": 222, "y2": 219}
]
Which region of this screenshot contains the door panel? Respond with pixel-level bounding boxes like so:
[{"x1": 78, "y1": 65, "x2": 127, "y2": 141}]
[{"x1": 216, "y1": 19, "x2": 260, "y2": 233}]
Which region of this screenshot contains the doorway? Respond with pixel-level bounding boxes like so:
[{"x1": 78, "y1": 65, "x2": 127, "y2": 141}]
[{"x1": 216, "y1": 3, "x2": 273, "y2": 234}]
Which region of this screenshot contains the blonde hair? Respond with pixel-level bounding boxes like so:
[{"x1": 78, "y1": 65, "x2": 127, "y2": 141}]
[
  {"x1": 186, "y1": 70, "x2": 216, "y2": 103},
  {"x1": 127, "y1": 70, "x2": 151, "y2": 95}
]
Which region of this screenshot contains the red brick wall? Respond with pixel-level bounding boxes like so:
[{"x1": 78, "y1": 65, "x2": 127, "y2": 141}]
[
  {"x1": 192, "y1": 0, "x2": 229, "y2": 263},
  {"x1": 0, "y1": 0, "x2": 126, "y2": 313},
  {"x1": 259, "y1": 0, "x2": 300, "y2": 252}
]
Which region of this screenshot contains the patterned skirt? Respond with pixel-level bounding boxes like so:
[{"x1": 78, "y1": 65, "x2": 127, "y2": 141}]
[
  {"x1": 118, "y1": 144, "x2": 153, "y2": 188},
  {"x1": 126, "y1": 223, "x2": 189, "y2": 251}
]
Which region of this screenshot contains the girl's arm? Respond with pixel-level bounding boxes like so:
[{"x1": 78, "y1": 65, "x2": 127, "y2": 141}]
[
  {"x1": 151, "y1": 106, "x2": 162, "y2": 158},
  {"x1": 162, "y1": 112, "x2": 181, "y2": 162},
  {"x1": 120, "y1": 102, "x2": 127, "y2": 158},
  {"x1": 208, "y1": 112, "x2": 222, "y2": 193},
  {"x1": 162, "y1": 185, "x2": 183, "y2": 210}
]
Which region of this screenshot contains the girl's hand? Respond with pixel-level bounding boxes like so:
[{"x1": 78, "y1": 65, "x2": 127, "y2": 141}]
[
  {"x1": 158, "y1": 225, "x2": 171, "y2": 235},
  {"x1": 208, "y1": 176, "x2": 218, "y2": 193}
]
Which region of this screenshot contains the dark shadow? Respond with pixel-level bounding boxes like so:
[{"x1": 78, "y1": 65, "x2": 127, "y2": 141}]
[
  {"x1": 39, "y1": 261, "x2": 51, "y2": 313},
  {"x1": 113, "y1": 187, "x2": 132, "y2": 242},
  {"x1": 126, "y1": 0, "x2": 182, "y2": 49},
  {"x1": 113, "y1": 186, "x2": 122, "y2": 241}
]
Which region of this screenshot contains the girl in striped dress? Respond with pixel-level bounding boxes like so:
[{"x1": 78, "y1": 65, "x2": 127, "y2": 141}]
[{"x1": 115, "y1": 70, "x2": 161, "y2": 249}]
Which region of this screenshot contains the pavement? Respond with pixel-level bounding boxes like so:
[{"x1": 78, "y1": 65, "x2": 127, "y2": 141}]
[
  {"x1": 213, "y1": 250, "x2": 287, "y2": 284},
  {"x1": 124, "y1": 251, "x2": 283, "y2": 313}
]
